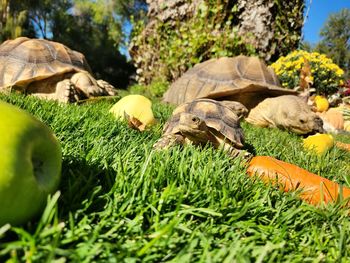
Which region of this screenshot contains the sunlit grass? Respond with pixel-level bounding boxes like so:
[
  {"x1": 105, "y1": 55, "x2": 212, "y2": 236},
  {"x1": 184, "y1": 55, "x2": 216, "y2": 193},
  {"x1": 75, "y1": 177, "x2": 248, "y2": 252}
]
[{"x1": 0, "y1": 93, "x2": 349, "y2": 262}]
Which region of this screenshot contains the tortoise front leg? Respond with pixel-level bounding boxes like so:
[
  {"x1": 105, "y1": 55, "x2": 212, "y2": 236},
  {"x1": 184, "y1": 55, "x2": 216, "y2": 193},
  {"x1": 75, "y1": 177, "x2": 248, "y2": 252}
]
[
  {"x1": 55, "y1": 79, "x2": 80, "y2": 103},
  {"x1": 221, "y1": 143, "x2": 253, "y2": 160},
  {"x1": 96, "y1": 79, "x2": 117, "y2": 96},
  {"x1": 70, "y1": 72, "x2": 106, "y2": 97},
  {"x1": 153, "y1": 134, "x2": 185, "y2": 150}
]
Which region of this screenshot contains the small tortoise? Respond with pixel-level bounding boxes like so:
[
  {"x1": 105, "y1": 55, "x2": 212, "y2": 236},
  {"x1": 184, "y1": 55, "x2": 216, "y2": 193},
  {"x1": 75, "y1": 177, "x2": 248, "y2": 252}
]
[
  {"x1": 246, "y1": 95, "x2": 324, "y2": 135},
  {"x1": 0, "y1": 37, "x2": 117, "y2": 103},
  {"x1": 163, "y1": 55, "x2": 297, "y2": 109},
  {"x1": 153, "y1": 98, "x2": 251, "y2": 158}
]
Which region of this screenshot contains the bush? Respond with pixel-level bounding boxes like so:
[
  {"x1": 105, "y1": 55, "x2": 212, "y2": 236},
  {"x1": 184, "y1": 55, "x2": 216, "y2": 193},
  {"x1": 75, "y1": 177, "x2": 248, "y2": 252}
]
[
  {"x1": 270, "y1": 50, "x2": 344, "y2": 95},
  {"x1": 129, "y1": 80, "x2": 169, "y2": 98}
]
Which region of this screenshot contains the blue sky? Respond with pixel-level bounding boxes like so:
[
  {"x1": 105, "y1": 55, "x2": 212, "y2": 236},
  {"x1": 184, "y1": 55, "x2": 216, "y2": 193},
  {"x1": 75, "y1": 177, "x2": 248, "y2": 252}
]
[{"x1": 302, "y1": 0, "x2": 350, "y2": 44}]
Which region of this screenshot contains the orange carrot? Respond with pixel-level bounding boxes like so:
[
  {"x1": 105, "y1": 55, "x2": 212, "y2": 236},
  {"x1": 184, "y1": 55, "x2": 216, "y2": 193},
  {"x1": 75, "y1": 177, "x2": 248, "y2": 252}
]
[
  {"x1": 335, "y1": 141, "x2": 350, "y2": 152},
  {"x1": 247, "y1": 156, "x2": 350, "y2": 206}
]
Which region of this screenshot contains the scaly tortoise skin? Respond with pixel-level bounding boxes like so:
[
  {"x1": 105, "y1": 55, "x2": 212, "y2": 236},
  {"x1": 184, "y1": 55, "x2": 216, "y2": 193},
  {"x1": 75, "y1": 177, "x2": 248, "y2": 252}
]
[
  {"x1": 163, "y1": 55, "x2": 297, "y2": 109},
  {"x1": 0, "y1": 37, "x2": 117, "y2": 103},
  {"x1": 153, "y1": 98, "x2": 251, "y2": 159},
  {"x1": 246, "y1": 95, "x2": 324, "y2": 135}
]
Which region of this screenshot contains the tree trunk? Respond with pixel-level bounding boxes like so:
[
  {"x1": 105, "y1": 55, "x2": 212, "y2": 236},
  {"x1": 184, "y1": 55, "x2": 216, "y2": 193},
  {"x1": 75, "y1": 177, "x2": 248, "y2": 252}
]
[{"x1": 130, "y1": 0, "x2": 304, "y2": 84}]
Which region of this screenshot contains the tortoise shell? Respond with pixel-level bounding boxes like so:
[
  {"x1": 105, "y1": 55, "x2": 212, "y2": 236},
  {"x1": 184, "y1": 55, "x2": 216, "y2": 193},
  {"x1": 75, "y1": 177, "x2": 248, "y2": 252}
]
[
  {"x1": 163, "y1": 98, "x2": 245, "y2": 148},
  {"x1": 0, "y1": 37, "x2": 91, "y2": 89},
  {"x1": 163, "y1": 55, "x2": 297, "y2": 109}
]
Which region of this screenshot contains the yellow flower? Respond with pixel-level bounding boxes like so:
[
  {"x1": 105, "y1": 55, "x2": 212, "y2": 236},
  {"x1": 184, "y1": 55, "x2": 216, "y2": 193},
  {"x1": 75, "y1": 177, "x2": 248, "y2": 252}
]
[
  {"x1": 285, "y1": 61, "x2": 292, "y2": 69},
  {"x1": 336, "y1": 68, "x2": 344, "y2": 76},
  {"x1": 273, "y1": 50, "x2": 342, "y2": 94}
]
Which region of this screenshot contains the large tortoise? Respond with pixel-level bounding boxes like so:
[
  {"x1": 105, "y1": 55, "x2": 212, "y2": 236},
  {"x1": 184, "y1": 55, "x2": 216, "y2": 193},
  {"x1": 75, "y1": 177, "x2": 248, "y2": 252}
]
[
  {"x1": 163, "y1": 55, "x2": 297, "y2": 109},
  {"x1": 0, "y1": 37, "x2": 117, "y2": 103},
  {"x1": 153, "y1": 98, "x2": 251, "y2": 159}
]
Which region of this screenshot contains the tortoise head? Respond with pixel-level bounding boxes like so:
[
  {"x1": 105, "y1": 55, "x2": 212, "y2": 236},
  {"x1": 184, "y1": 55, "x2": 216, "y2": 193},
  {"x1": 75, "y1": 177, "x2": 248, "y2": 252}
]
[
  {"x1": 178, "y1": 113, "x2": 212, "y2": 144},
  {"x1": 247, "y1": 95, "x2": 325, "y2": 135},
  {"x1": 281, "y1": 110, "x2": 324, "y2": 135}
]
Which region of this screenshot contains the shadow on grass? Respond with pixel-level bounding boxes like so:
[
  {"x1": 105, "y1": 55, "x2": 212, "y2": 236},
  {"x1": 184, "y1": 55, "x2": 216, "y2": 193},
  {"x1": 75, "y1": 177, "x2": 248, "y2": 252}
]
[
  {"x1": 244, "y1": 142, "x2": 256, "y2": 156},
  {"x1": 58, "y1": 157, "x2": 116, "y2": 218}
]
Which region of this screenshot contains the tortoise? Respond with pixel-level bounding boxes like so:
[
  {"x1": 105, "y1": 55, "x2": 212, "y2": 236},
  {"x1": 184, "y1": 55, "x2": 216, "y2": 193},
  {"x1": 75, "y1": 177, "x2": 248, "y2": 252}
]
[
  {"x1": 163, "y1": 55, "x2": 297, "y2": 110},
  {"x1": 153, "y1": 98, "x2": 251, "y2": 159},
  {"x1": 246, "y1": 95, "x2": 324, "y2": 135},
  {"x1": 0, "y1": 37, "x2": 117, "y2": 103}
]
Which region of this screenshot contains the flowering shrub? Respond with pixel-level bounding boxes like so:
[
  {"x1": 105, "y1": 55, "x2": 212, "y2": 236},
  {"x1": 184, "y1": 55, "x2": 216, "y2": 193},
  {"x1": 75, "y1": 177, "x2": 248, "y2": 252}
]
[{"x1": 270, "y1": 50, "x2": 344, "y2": 95}]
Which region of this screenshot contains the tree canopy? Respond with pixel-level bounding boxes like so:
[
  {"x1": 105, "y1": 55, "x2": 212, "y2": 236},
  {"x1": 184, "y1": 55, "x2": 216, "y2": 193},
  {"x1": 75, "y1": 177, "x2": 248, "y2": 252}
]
[{"x1": 314, "y1": 8, "x2": 350, "y2": 76}]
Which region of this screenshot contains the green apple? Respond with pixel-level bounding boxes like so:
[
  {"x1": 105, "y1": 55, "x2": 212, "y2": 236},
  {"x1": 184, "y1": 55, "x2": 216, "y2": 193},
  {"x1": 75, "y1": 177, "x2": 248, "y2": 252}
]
[{"x1": 0, "y1": 101, "x2": 62, "y2": 226}]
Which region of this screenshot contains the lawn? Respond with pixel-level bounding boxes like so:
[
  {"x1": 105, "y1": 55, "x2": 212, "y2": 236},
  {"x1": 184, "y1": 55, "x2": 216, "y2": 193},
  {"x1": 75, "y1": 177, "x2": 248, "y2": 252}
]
[{"x1": 0, "y1": 93, "x2": 350, "y2": 262}]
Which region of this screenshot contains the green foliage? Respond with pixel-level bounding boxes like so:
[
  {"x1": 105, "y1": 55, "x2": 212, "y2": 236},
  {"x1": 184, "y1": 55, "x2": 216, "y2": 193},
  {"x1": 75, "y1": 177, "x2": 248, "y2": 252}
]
[
  {"x1": 299, "y1": 41, "x2": 314, "y2": 52},
  {"x1": 129, "y1": 80, "x2": 169, "y2": 98},
  {"x1": 75, "y1": 0, "x2": 120, "y2": 36},
  {"x1": 272, "y1": 0, "x2": 305, "y2": 61},
  {"x1": 0, "y1": 93, "x2": 349, "y2": 261},
  {"x1": 148, "y1": 80, "x2": 169, "y2": 98},
  {"x1": 0, "y1": 0, "x2": 35, "y2": 42},
  {"x1": 114, "y1": 0, "x2": 147, "y2": 26},
  {"x1": 24, "y1": 0, "x2": 71, "y2": 39},
  {"x1": 314, "y1": 8, "x2": 350, "y2": 77},
  {"x1": 130, "y1": 0, "x2": 305, "y2": 85},
  {"x1": 131, "y1": 1, "x2": 257, "y2": 83},
  {"x1": 271, "y1": 50, "x2": 345, "y2": 95},
  {"x1": 51, "y1": 1, "x2": 135, "y2": 88}
]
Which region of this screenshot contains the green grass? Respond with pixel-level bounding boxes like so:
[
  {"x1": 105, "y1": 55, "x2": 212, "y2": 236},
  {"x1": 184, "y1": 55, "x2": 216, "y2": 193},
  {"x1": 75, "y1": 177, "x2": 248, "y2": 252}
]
[{"x1": 0, "y1": 93, "x2": 350, "y2": 262}]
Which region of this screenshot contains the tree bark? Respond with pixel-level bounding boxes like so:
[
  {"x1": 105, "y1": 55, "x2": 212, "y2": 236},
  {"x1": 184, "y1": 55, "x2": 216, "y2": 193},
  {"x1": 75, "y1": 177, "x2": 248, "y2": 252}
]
[{"x1": 130, "y1": 0, "x2": 304, "y2": 84}]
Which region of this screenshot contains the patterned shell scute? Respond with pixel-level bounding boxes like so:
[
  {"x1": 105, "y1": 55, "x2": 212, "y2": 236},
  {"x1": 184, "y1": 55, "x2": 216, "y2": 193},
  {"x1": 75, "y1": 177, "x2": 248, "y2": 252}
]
[
  {"x1": 163, "y1": 55, "x2": 297, "y2": 106},
  {"x1": 164, "y1": 98, "x2": 244, "y2": 146},
  {"x1": 0, "y1": 37, "x2": 91, "y2": 88}
]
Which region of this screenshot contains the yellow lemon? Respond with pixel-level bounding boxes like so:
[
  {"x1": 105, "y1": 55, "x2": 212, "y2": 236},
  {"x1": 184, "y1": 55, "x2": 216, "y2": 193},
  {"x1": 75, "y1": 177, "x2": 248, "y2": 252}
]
[
  {"x1": 303, "y1": 133, "x2": 334, "y2": 155},
  {"x1": 314, "y1": 96, "x2": 329, "y2": 112},
  {"x1": 110, "y1": 95, "x2": 156, "y2": 130}
]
